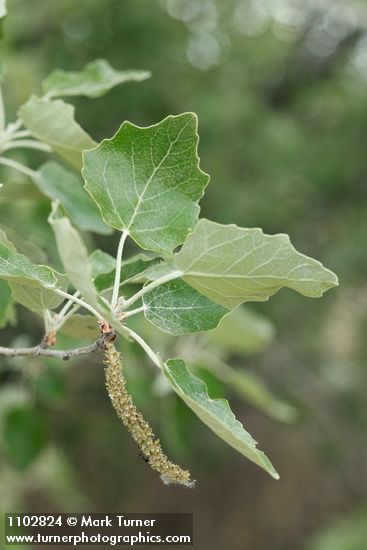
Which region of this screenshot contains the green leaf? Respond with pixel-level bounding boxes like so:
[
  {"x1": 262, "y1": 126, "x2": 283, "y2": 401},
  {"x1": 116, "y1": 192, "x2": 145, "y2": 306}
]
[
  {"x1": 0, "y1": 279, "x2": 13, "y2": 327},
  {"x1": 143, "y1": 278, "x2": 229, "y2": 335},
  {"x1": 3, "y1": 406, "x2": 47, "y2": 470},
  {"x1": 43, "y1": 58, "x2": 151, "y2": 98},
  {"x1": 164, "y1": 358, "x2": 279, "y2": 479},
  {"x1": 89, "y1": 249, "x2": 116, "y2": 278},
  {"x1": 10, "y1": 272, "x2": 69, "y2": 312},
  {"x1": 59, "y1": 313, "x2": 99, "y2": 340},
  {"x1": 175, "y1": 219, "x2": 339, "y2": 309},
  {"x1": 34, "y1": 162, "x2": 112, "y2": 235},
  {"x1": 0, "y1": 230, "x2": 63, "y2": 314},
  {"x1": 93, "y1": 253, "x2": 160, "y2": 292},
  {"x1": 82, "y1": 113, "x2": 209, "y2": 253},
  {"x1": 19, "y1": 96, "x2": 96, "y2": 169},
  {"x1": 0, "y1": 240, "x2": 56, "y2": 288},
  {"x1": 0, "y1": 224, "x2": 47, "y2": 264},
  {"x1": 48, "y1": 202, "x2": 97, "y2": 305},
  {"x1": 204, "y1": 306, "x2": 275, "y2": 355}
]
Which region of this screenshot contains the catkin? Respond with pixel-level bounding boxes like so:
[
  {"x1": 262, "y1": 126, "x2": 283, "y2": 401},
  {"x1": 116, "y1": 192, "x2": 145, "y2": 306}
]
[{"x1": 104, "y1": 342, "x2": 195, "y2": 488}]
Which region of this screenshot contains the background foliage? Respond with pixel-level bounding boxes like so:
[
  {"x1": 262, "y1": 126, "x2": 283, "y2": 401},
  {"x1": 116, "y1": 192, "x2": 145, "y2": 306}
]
[{"x1": 0, "y1": 1, "x2": 366, "y2": 549}]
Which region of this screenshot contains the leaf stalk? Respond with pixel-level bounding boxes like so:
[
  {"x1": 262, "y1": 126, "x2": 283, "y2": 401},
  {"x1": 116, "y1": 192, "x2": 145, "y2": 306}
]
[
  {"x1": 111, "y1": 230, "x2": 129, "y2": 310},
  {"x1": 122, "y1": 269, "x2": 182, "y2": 309}
]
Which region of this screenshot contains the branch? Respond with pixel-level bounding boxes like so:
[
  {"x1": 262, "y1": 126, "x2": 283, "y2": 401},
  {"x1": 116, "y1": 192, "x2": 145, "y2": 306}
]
[{"x1": 0, "y1": 333, "x2": 112, "y2": 361}]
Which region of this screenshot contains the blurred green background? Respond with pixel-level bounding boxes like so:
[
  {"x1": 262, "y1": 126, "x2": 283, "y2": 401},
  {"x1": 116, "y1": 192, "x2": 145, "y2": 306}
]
[{"x1": 1, "y1": 1, "x2": 367, "y2": 549}]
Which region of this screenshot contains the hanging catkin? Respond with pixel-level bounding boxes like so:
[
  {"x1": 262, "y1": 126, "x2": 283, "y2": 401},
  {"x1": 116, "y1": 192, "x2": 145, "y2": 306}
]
[{"x1": 104, "y1": 342, "x2": 195, "y2": 488}]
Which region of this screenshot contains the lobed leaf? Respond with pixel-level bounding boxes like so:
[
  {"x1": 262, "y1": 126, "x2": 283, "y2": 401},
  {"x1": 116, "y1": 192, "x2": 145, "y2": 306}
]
[
  {"x1": 43, "y1": 58, "x2": 151, "y2": 98},
  {"x1": 143, "y1": 279, "x2": 229, "y2": 335},
  {"x1": 35, "y1": 162, "x2": 112, "y2": 235},
  {"x1": 82, "y1": 113, "x2": 209, "y2": 253},
  {"x1": 175, "y1": 219, "x2": 339, "y2": 309},
  {"x1": 164, "y1": 358, "x2": 279, "y2": 479},
  {"x1": 19, "y1": 96, "x2": 96, "y2": 169}
]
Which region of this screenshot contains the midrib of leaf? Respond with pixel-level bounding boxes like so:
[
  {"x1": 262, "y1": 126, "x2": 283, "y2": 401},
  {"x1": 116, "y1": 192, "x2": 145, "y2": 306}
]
[
  {"x1": 126, "y1": 118, "x2": 191, "y2": 233},
  {"x1": 181, "y1": 233, "x2": 283, "y2": 275},
  {"x1": 176, "y1": 222, "x2": 340, "y2": 299},
  {"x1": 183, "y1": 271, "x2": 327, "y2": 282}
]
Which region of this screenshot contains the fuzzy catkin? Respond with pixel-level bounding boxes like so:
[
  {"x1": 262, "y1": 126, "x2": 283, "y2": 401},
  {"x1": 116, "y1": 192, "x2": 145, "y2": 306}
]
[{"x1": 104, "y1": 342, "x2": 195, "y2": 488}]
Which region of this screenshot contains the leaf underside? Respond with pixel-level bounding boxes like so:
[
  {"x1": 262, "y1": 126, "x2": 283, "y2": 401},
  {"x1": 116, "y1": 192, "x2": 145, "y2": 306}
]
[
  {"x1": 10, "y1": 272, "x2": 69, "y2": 312},
  {"x1": 19, "y1": 96, "x2": 96, "y2": 169},
  {"x1": 175, "y1": 219, "x2": 339, "y2": 309},
  {"x1": 35, "y1": 162, "x2": 112, "y2": 235},
  {"x1": 164, "y1": 358, "x2": 279, "y2": 479},
  {"x1": 0, "y1": 240, "x2": 56, "y2": 288},
  {"x1": 43, "y1": 58, "x2": 151, "y2": 98}
]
